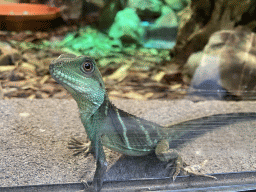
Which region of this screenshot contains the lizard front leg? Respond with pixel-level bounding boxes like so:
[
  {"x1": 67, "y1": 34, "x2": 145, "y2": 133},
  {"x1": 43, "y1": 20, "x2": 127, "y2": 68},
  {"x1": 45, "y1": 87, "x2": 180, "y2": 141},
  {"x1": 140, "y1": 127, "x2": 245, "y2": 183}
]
[
  {"x1": 86, "y1": 136, "x2": 107, "y2": 192},
  {"x1": 155, "y1": 139, "x2": 216, "y2": 180}
]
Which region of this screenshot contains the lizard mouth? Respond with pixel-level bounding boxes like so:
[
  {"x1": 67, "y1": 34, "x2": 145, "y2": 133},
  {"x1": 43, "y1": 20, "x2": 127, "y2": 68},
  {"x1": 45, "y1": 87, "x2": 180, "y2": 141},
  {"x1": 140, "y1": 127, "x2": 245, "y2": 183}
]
[
  {"x1": 49, "y1": 64, "x2": 64, "y2": 85},
  {"x1": 49, "y1": 64, "x2": 80, "y2": 93}
]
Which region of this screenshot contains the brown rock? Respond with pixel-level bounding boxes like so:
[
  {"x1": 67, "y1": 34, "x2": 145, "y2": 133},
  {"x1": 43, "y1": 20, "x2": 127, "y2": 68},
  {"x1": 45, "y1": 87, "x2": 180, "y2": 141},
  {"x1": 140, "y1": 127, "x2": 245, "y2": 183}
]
[{"x1": 185, "y1": 28, "x2": 256, "y2": 100}]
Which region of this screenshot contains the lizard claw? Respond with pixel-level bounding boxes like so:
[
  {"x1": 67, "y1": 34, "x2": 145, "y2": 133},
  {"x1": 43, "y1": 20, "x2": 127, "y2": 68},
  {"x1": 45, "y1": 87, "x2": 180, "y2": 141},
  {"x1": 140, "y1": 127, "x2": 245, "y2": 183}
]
[
  {"x1": 182, "y1": 160, "x2": 217, "y2": 180},
  {"x1": 81, "y1": 181, "x2": 97, "y2": 192},
  {"x1": 166, "y1": 156, "x2": 186, "y2": 181},
  {"x1": 167, "y1": 157, "x2": 217, "y2": 181},
  {"x1": 68, "y1": 137, "x2": 92, "y2": 156}
]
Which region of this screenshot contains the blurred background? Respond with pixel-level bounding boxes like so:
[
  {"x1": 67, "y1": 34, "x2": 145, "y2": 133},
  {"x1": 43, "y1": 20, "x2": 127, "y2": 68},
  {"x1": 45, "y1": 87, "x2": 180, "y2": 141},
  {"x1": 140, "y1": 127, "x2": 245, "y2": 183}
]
[{"x1": 0, "y1": 0, "x2": 256, "y2": 101}]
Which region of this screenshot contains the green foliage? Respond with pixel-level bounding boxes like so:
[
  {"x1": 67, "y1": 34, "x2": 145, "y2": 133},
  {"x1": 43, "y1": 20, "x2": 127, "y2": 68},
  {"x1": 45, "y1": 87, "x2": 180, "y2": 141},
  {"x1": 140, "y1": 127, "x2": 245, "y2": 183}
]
[
  {"x1": 56, "y1": 27, "x2": 123, "y2": 58},
  {"x1": 109, "y1": 8, "x2": 145, "y2": 44}
]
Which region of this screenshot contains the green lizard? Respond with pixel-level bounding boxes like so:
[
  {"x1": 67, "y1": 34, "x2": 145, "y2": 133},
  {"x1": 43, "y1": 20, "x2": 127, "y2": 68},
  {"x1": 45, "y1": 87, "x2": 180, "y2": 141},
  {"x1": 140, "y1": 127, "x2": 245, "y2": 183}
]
[{"x1": 49, "y1": 54, "x2": 255, "y2": 192}]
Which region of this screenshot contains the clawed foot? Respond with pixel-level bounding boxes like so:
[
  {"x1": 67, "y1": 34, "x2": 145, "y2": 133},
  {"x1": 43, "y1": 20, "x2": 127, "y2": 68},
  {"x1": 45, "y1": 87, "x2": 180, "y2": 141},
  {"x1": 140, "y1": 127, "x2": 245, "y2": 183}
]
[
  {"x1": 68, "y1": 137, "x2": 92, "y2": 156},
  {"x1": 167, "y1": 156, "x2": 217, "y2": 181},
  {"x1": 182, "y1": 159, "x2": 217, "y2": 180},
  {"x1": 81, "y1": 182, "x2": 97, "y2": 192},
  {"x1": 155, "y1": 140, "x2": 216, "y2": 181}
]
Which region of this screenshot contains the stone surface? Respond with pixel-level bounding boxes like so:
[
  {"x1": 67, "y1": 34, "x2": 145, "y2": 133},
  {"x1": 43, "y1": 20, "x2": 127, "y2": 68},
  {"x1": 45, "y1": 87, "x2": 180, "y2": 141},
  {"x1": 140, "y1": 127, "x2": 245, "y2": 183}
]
[{"x1": 0, "y1": 99, "x2": 256, "y2": 188}]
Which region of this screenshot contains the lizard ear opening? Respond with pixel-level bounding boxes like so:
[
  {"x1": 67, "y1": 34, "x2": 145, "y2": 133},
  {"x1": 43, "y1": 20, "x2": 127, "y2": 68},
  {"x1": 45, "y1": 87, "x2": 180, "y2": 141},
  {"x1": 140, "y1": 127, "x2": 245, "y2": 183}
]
[{"x1": 81, "y1": 60, "x2": 94, "y2": 74}]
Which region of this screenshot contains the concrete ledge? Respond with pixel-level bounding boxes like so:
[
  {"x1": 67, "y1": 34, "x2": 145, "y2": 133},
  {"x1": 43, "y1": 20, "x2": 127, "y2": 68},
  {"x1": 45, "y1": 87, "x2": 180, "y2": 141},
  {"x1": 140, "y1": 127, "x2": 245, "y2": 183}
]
[{"x1": 1, "y1": 99, "x2": 256, "y2": 188}]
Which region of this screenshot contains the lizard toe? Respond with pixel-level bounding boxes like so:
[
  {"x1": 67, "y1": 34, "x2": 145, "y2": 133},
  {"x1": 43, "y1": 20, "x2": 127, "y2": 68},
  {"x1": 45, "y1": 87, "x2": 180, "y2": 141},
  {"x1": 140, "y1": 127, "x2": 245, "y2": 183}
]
[
  {"x1": 68, "y1": 137, "x2": 92, "y2": 156},
  {"x1": 166, "y1": 155, "x2": 188, "y2": 181},
  {"x1": 182, "y1": 160, "x2": 217, "y2": 180}
]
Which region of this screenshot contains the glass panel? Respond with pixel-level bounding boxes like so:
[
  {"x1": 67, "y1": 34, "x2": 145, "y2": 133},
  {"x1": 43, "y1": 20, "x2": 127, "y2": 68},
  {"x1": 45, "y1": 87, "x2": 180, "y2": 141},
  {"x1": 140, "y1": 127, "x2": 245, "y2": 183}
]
[{"x1": 0, "y1": 0, "x2": 255, "y2": 191}]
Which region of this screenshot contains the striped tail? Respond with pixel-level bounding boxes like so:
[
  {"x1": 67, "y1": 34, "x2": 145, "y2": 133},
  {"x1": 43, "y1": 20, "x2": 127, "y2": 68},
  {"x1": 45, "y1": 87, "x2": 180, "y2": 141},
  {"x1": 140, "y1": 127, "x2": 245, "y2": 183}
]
[{"x1": 163, "y1": 112, "x2": 256, "y2": 148}]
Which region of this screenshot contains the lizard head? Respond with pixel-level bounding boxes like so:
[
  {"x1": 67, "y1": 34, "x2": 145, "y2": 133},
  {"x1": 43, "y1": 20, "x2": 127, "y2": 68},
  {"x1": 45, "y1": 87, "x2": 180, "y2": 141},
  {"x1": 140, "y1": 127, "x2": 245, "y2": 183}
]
[{"x1": 49, "y1": 54, "x2": 105, "y2": 108}]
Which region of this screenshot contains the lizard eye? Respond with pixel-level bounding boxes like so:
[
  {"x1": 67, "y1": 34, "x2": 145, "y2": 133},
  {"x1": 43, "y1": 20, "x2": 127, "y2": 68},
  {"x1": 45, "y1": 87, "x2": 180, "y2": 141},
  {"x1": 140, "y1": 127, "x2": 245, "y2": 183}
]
[{"x1": 82, "y1": 61, "x2": 94, "y2": 73}]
